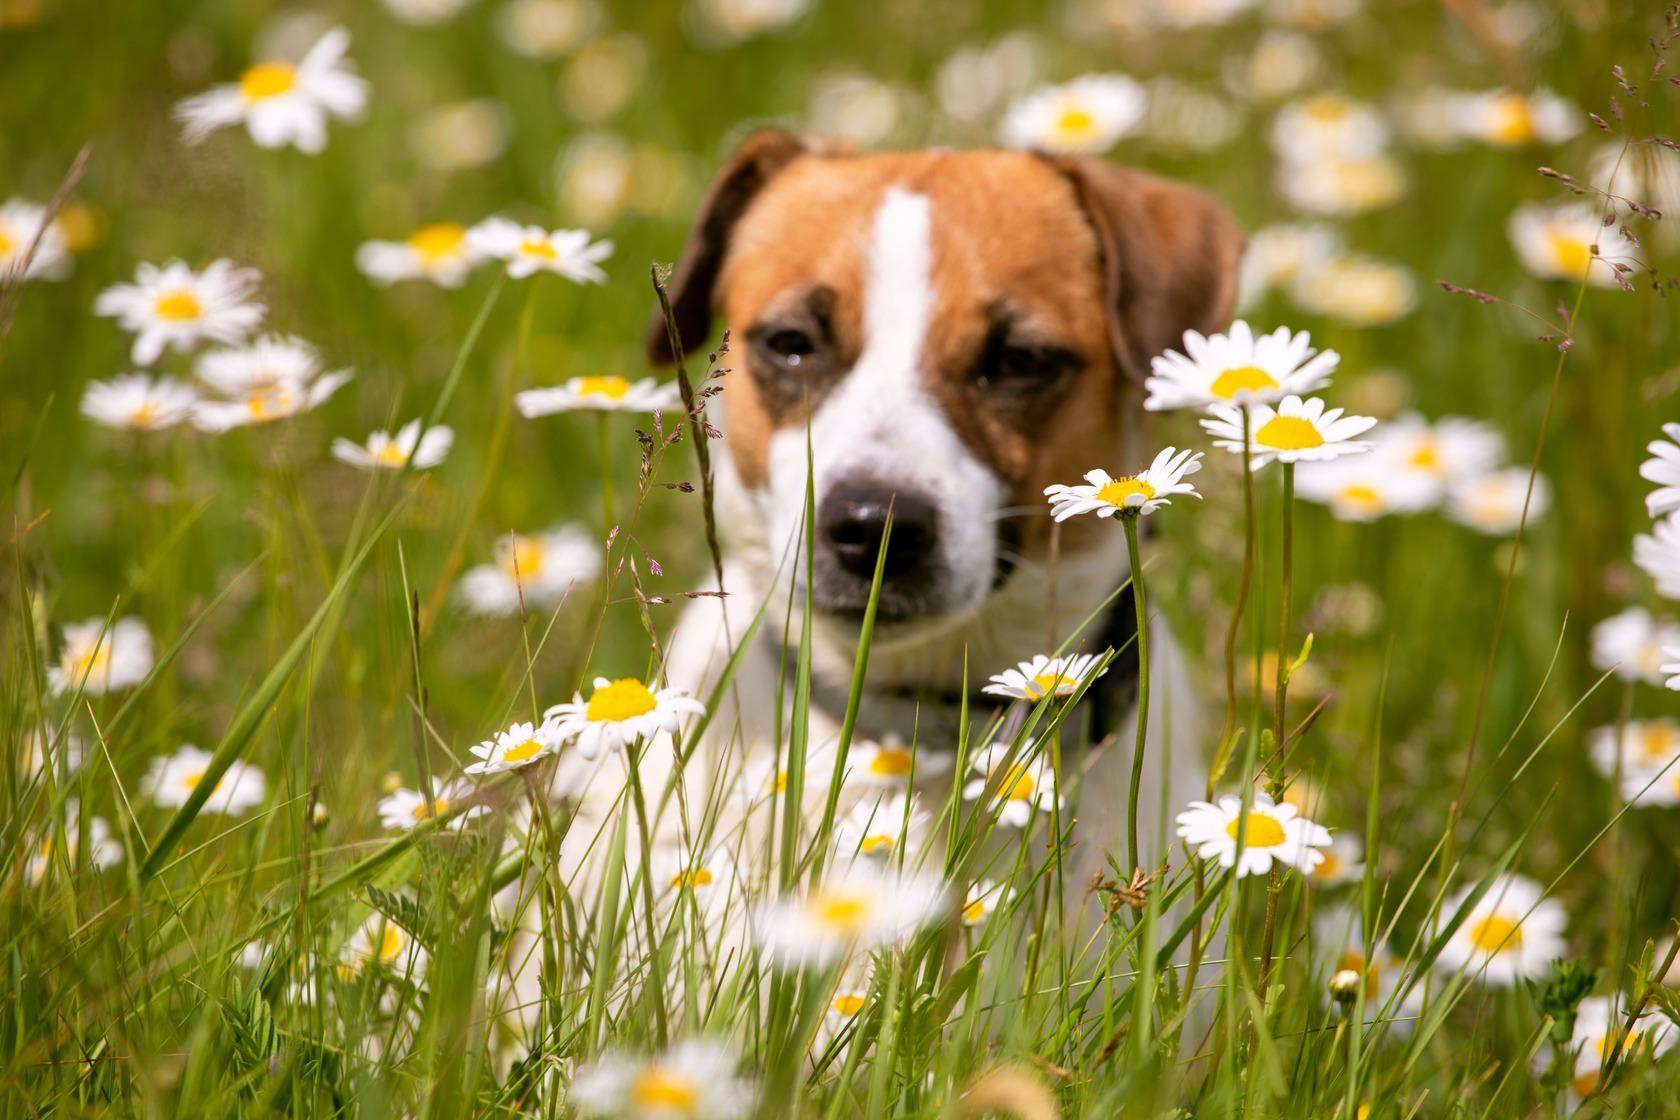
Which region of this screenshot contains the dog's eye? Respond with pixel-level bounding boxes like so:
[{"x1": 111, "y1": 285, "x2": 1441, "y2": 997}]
[
  {"x1": 978, "y1": 343, "x2": 1077, "y2": 392},
  {"x1": 762, "y1": 328, "x2": 817, "y2": 365}
]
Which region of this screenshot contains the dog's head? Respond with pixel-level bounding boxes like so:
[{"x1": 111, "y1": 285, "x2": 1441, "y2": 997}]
[{"x1": 647, "y1": 131, "x2": 1242, "y2": 633}]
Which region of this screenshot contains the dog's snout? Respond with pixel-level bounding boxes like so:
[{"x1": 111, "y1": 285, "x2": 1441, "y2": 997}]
[{"x1": 818, "y1": 482, "x2": 939, "y2": 580}]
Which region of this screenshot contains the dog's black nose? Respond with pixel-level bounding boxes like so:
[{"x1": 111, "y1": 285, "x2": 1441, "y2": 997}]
[{"x1": 818, "y1": 482, "x2": 939, "y2": 580}]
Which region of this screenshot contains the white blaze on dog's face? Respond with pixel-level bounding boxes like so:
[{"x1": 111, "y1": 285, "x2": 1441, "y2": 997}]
[{"x1": 648, "y1": 134, "x2": 1243, "y2": 630}]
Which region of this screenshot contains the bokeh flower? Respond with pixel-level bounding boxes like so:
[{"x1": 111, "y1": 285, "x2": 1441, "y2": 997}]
[
  {"x1": 1437, "y1": 873, "x2": 1566, "y2": 985},
  {"x1": 998, "y1": 73, "x2": 1146, "y2": 154},
  {"x1": 94, "y1": 260, "x2": 264, "y2": 366},
  {"x1": 332, "y1": 420, "x2": 454, "y2": 471},
  {"x1": 80, "y1": 374, "x2": 199, "y2": 432},
  {"x1": 26, "y1": 800, "x2": 122, "y2": 885},
  {"x1": 0, "y1": 198, "x2": 70, "y2": 283},
  {"x1": 142, "y1": 745, "x2": 267, "y2": 814},
  {"x1": 458, "y1": 526, "x2": 602, "y2": 616},
  {"x1": 1590, "y1": 607, "x2": 1680, "y2": 686},
  {"x1": 49, "y1": 616, "x2": 153, "y2": 695},
  {"x1": 1508, "y1": 202, "x2": 1627, "y2": 287},
  {"x1": 1640, "y1": 422, "x2": 1680, "y2": 518},
  {"x1": 1445, "y1": 468, "x2": 1551, "y2": 536},
  {"x1": 984, "y1": 653, "x2": 1108, "y2": 702},
  {"x1": 174, "y1": 26, "x2": 368, "y2": 153},
  {"x1": 356, "y1": 223, "x2": 483, "y2": 288},
  {"x1": 377, "y1": 777, "x2": 485, "y2": 831},
  {"x1": 468, "y1": 218, "x2": 612, "y2": 282},
  {"x1": 1449, "y1": 87, "x2": 1579, "y2": 147},
  {"x1": 756, "y1": 864, "x2": 944, "y2": 967},
  {"x1": 960, "y1": 743, "x2": 1060, "y2": 828},
  {"x1": 193, "y1": 335, "x2": 351, "y2": 431},
  {"x1": 833, "y1": 793, "x2": 929, "y2": 862},
  {"x1": 515, "y1": 375, "x2": 681, "y2": 417},
  {"x1": 571, "y1": 1038, "x2": 755, "y2": 1119}
]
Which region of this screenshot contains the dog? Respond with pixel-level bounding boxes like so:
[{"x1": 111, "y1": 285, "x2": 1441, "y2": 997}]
[{"x1": 643, "y1": 130, "x2": 1243, "y2": 889}]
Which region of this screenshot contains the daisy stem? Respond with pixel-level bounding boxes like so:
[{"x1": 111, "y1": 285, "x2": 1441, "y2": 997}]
[
  {"x1": 1122, "y1": 514, "x2": 1150, "y2": 878},
  {"x1": 622, "y1": 735, "x2": 670, "y2": 1045},
  {"x1": 1274, "y1": 460, "x2": 1295, "y2": 779},
  {"x1": 1216, "y1": 409, "x2": 1256, "y2": 795},
  {"x1": 597, "y1": 412, "x2": 616, "y2": 561}
]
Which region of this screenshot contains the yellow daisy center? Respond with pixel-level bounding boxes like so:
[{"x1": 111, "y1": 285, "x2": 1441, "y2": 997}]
[
  {"x1": 1028, "y1": 672, "x2": 1079, "y2": 698},
  {"x1": 410, "y1": 797, "x2": 448, "y2": 821},
  {"x1": 1489, "y1": 95, "x2": 1535, "y2": 144},
  {"x1": 1547, "y1": 230, "x2": 1594, "y2": 279},
  {"x1": 1000, "y1": 764, "x2": 1037, "y2": 802},
  {"x1": 962, "y1": 899, "x2": 989, "y2": 924},
  {"x1": 1255, "y1": 415, "x2": 1325, "y2": 451},
  {"x1": 1571, "y1": 1069, "x2": 1600, "y2": 1100},
  {"x1": 247, "y1": 385, "x2": 294, "y2": 419},
  {"x1": 1338, "y1": 485, "x2": 1383, "y2": 514},
  {"x1": 1467, "y1": 913, "x2": 1522, "y2": 954},
  {"x1": 501, "y1": 738, "x2": 546, "y2": 765},
  {"x1": 1408, "y1": 440, "x2": 1441, "y2": 471},
  {"x1": 1315, "y1": 851, "x2": 1343, "y2": 880},
  {"x1": 519, "y1": 237, "x2": 558, "y2": 261},
  {"x1": 127, "y1": 401, "x2": 161, "y2": 428},
  {"x1": 377, "y1": 924, "x2": 406, "y2": 964},
  {"x1": 585, "y1": 678, "x2": 658, "y2": 722},
  {"x1": 375, "y1": 442, "x2": 411, "y2": 467},
  {"x1": 867, "y1": 747, "x2": 914, "y2": 777},
  {"x1": 1224, "y1": 810, "x2": 1287, "y2": 847},
  {"x1": 1055, "y1": 106, "x2": 1097, "y2": 137},
  {"x1": 1210, "y1": 365, "x2": 1279, "y2": 398},
  {"x1": 0, "y1": 229, "x2": 12, "y2": 256},
  {"x1": 408, "y1": 222, "x2": 467, "y2": 263},
  {"x1": 629, "y1": 1067, "x2": 697, "y2": 1111},
  {"x1": 68, "y1": 643, "x2": 112, "y2": 678},
  {"x1": 1304, "y1": 95, "x2": 1348, "y2": 122},
  {"x1": 859, "y1": 833, "x2": 895, "y2": 855},
  {"x1": 179, "y1": 768, "x2": 208, "y2": 792},
  {"x1": 152, "y1": 289, "x2": 202, "y2": 322},
  {"x1": 1636, "y1": 723, "x2": 1680, "y2": 762},
  {"x1": 575, "y1": 375, "x2": 632, "y2": 400},
  {"x1": 239, "y1": 61, "x2": 297, "y2": 102},
  {"x1": 669, "y1": 867, "x2": 714, "y2": 890},
  {"x1": 1093, "y1": 476, "x2": 1156, "y2": 508},
  {"x1": 501, "y1": 535, "x2": 546, "y2": 580},
  {"x1": 814, "y1": 892, "x2": 872, "y2": 934},
  {"x1": 832, "y1": 993, "x2": 867, "y2": 1017}
]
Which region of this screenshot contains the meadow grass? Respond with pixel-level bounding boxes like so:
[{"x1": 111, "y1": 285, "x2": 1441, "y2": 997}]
[{"x1": 6, "y1": 0, "x2": 1680, "y2": 1116}]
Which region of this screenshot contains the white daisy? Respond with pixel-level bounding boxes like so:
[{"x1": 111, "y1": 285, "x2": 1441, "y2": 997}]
[
  {"x1": 1295, "y1": 456, "x2": 1437, "y2": 522},
  {"x1": 467, "y1": 218, "x2": 612, "y2": 282},
  {"x1": 651, "y1": 845, "x2": 737, "y2": 912},
  {"x1": 463, "y1": 720, "x2": 565, "y2": 776},
  {"x1": 191, "y1": 334, "x2": 351, "y2": 432},
  {"x1": 1175, "y1": 792, "x2": 1332, "y2": 878},
  {"x1": 377, "y1": 776, "x2": 485, "y2": 831},
  {"x1": 960, "y1": 742, "x2": 1061, "y2": 829},
  {"x1": 998, "y1": 73, "x2": 1146, "y2": 154},
  {"x1": 26, "y1": 800, "x2": 122, "y2": 885},
  {"x1": 982, "y1": 653, "x2": 1108, "y2": 702},
  {"x1": 458, "y1": 525, "x2": 602, "y2": 617},
  {"x1": 1640, "y1": 422, "x2": 1680, "y2": 518},
  {"x1": 1445, "y1": 468, "x2": 1552, "y2": 536},
  {"x1": 1202, "y1": 395, "x2": 1377, "y2": 469},
  {"x1": 174, "y1": 26, "x2": 368, "y2": 154},
  {"x1": 355, "y1": 222, "x2": 482, "y2": 288},
  {"x1": 1437, "y1": 873, "x2": 1567, "y2": 986},
  {"x1": 1306, "y1": 833, "x2": 1365, "y2": 888},
  {"x1": 1277, "y1": 153, "x2": 1407, "y2": 217},
  {"x1": 571, "y1": 1039, "x2": 756, "y2": 1120},
  {"x1": 1449, "y1": 87, "x2": 1580, "y2": 148},
  {"x1": 740, "y1": 744, "x2": 837, "y2": 807},
  {"x1": 1638, "y1": 514, "x2": 1680, "y2": 599},
  {"x1": 842, "y1": 734, "x2": 952, "y2": 790},
  {"x1": 0, "y1": 198, "x2": 70, "y2": 283},
  {"x1": 142, "y1": 744, "x2": 267, "y2": 814},
  {"x1": 80, "y1": 374, "x2": 199, "y2": 432},
  {"x1": 544, "y1": 677, "x2": 706, "y2": 758},
  {"x1": 817, "y1": 975, "x2": 875, "y2": 1056},
  {"x1": 961, "y1": 879, "x2": 1009, "y2": 926},
  {"x1": 1371, "y1": 413, "x2": 1505, "y2": 494},
  {"x1": 1146, "y1": 321, "x2": 1338, "y2": 412},
  {"x1": 1237, "y1": 222, "x2": 1342, "y2": 308},
  {"x1": 1043, "y1": 447, "x2": 1203, "y2": 521},
  {"x1": 331, "y1": 420, "x2": 454, "y2": 471},
  {"x1": 1563, "y1": 997, "x2": 1678, "y2": 1103},
  {"x1": 1508, "y1": 202, "x2": 1628, "y2": 288},
  {"x1": 1288, "y1": 254, "x2": 1417, "y2": 326},
  {"x1": 380, "y1": 0, "x2": 475, "y2": 25},
  {"x1": 1269, "y1": 92, "x2": 1390, "y2": 162},
  {"x1": 48, "y1": 616, "x2": 153, "y2": 696},
  {"x1": 833, "y1": 792, "x2": 930, "y2": 862},
  {"x1": 93, "y1": 259, "x2": 264, "y2": 367},
  {"x1": 1590, "y1": 607, "x2": 1680, "y2": 686},
  {"x1": 1588, "y1": 719, "x2": 1680, "y2": 805},
  {"x1": 515, "y1": 375, "x2": 683, "y2": 417},
  {"x1": 756, "y1": 863, "x2": 945, "y2": 968},
  {"x1": 339, "y1": 911, "x2": 427, "y2": 981}
]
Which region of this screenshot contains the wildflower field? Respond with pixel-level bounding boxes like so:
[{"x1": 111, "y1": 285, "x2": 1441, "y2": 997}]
[{"x1": 6, "y1": 0, "x2": 1680, "y2": 1116}]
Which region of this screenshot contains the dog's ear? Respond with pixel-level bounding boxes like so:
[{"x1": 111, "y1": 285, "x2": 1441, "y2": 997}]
[
  {"x1": 645, "y1": 128, "x2": 811, "y2": 365},
  {"x1": 1043, "y1": 157, "x2": 1245, "y2": 380}
]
